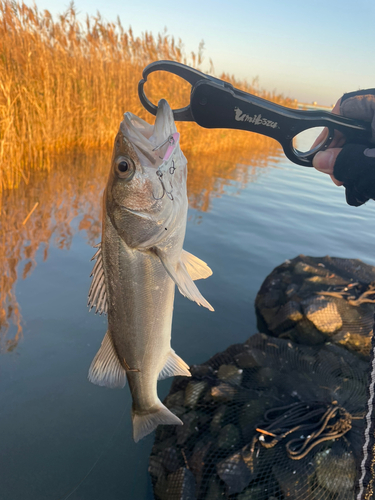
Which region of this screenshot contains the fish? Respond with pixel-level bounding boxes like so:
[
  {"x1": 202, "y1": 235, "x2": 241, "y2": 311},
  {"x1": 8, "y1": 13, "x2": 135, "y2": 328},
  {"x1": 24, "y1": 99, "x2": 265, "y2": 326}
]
[{"x1": 87, "y1": 99, "x2": 213, "y2": 442}]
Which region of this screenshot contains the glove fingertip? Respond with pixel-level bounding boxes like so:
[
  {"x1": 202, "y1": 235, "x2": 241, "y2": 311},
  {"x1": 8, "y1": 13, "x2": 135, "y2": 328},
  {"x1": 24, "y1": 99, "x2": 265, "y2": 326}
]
[{"x1": 344, "y1": 184, "x2": 369, "y2": 207}]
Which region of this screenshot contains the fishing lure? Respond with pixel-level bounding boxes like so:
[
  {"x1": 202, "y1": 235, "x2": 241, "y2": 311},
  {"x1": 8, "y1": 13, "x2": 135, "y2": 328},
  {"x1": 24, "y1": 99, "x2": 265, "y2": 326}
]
[
  {"x1": 138, "y1": 61, "x2": 372, "y2": 167},
  {"x1": 152, "y1": 132, "x2": 180, "y2": 200}
]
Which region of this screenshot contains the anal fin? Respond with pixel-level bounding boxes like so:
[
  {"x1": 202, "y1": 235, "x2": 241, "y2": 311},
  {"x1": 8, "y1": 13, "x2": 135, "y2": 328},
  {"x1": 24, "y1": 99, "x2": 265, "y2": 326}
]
[
  {"x1": 158, "y1": 349, "x2": 191, "y2": 380},
  {"x1": 88, "y1": 331, "x2": 126, "y2": 388}
]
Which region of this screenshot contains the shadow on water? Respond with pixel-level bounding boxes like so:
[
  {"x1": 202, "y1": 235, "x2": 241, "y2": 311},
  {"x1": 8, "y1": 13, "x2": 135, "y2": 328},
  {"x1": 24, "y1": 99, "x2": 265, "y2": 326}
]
[{"x1": 0, "y1": 137, "x2": 281, "y2": 352}]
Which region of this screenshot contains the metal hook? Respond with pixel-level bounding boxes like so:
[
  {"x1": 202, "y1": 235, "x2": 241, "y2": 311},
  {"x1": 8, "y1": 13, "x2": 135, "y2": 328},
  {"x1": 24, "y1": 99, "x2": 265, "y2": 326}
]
[
  {"x1": 161, "y1": 167, "x2": 174, "y2": 200},
  {"x1": 153, "y1": 170, "x2": 166, "y2": 200},
  {"x1": 152, "y1": 135, "x2": 178, "y2": 201},
  {"x1": 169, "y1": 160, "x2": 176, "y2": 175},
  {"x1": 153, "y1": 168, "x2": 174, "y2": 201},
  {"x1": 165, "y1": 159, "x2": 175, "y2": 199}
]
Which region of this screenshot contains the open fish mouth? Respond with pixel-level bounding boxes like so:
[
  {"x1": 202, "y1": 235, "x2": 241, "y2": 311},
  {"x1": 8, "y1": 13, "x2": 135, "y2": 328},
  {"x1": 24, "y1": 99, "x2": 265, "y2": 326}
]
[{"x1": 122, "y1": 99, "x2": 176, "y2": 169}]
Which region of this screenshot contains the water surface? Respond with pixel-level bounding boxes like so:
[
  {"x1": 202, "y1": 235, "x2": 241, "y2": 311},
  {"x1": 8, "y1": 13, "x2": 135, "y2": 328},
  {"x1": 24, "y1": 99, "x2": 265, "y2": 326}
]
[{"x1": 1, "y1": 131, "x2": 375, "y2": 499}]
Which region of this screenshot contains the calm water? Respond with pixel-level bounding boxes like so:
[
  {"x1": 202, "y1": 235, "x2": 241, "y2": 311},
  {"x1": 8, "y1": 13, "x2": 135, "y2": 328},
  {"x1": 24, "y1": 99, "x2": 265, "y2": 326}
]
[{"x1": 1, "y1": 130, "x2": 375, "y2": 499}]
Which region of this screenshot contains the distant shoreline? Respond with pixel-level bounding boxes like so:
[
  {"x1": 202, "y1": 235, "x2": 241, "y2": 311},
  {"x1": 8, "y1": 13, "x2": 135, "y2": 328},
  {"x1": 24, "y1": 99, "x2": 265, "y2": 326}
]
[{"x1": 297, "y1": 102, "x2": 333, "y2": 111}]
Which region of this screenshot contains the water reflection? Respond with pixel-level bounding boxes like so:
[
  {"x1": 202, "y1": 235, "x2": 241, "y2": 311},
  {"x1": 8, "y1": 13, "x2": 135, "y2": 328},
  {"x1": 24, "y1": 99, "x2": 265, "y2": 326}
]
[
  {"x1": 0, "y1": 137, "x2": 282, "y2": 350},
  {"x1": 186, "y1": 133, "x2": 280, "y2": 212}
]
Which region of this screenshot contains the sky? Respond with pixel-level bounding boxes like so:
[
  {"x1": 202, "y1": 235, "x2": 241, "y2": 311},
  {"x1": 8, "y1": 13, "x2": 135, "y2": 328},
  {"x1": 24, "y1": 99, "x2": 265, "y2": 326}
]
[{"x1": 28, "y1": 0, "x2": 375, "y2": 106}]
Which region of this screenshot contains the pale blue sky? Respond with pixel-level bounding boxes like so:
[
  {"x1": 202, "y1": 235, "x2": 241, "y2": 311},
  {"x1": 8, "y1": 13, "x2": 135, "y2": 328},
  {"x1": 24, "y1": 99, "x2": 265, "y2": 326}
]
[{"x1": 30, "y1": 0, "x2": 374, "y2": 105}]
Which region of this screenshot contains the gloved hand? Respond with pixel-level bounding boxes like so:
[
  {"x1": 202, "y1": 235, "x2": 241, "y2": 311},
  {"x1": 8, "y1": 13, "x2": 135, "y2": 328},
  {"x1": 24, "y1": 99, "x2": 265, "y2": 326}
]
[{"x1": 312, "y1": 89, "x2": 375, "y2": 206}]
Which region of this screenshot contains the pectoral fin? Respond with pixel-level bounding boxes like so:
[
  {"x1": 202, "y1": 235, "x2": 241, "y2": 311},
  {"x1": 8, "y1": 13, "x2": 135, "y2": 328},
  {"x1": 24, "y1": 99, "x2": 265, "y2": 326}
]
[
  {"x1": 158, "y1": 349, "x2": 191, "y2": 380},
  {"x1": 155, "y1": 249, "x2": 214, "y2": 311},
  {"x1": 88, "y1": 331, "x2": 126, "y2": 388},
  {"x1": 181, "y1": 249, "x2": 213, "y2": 280},
  {"x1": 88, "y1": 242, "x2": 108, "y2": 315}
]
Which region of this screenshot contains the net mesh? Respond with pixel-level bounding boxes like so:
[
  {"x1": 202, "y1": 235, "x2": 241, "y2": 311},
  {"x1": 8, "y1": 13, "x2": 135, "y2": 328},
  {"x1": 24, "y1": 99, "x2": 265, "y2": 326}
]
[
  {"x1": 256, "y1": 255, "x2": 375, "y2": 359},
  {"x1": 149, "y1": 255, "x2": 374, "y2": 500}
]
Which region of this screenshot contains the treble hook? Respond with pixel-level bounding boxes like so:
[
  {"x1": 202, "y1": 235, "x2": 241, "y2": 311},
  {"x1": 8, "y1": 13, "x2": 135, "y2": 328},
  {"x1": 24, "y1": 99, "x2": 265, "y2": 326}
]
[
  {"x1": 152, "y1": 133, "x2": 179, "y2": 201},
  {"x1": 153, "y1": 163, "x2": 174, "y2": 201}
]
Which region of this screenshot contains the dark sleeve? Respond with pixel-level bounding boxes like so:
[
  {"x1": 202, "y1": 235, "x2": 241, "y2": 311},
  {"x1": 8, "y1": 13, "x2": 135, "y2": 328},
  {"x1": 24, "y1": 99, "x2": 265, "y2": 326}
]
[
  {"x1": 341, "y1": 88, "x2": 375, "y2": 104},
  {"x1": 334, "y1": 89, "x2": 375, "y2": 206},
  {"x1": 334, "y1": 144, "x2": 375, "y2": 206}
]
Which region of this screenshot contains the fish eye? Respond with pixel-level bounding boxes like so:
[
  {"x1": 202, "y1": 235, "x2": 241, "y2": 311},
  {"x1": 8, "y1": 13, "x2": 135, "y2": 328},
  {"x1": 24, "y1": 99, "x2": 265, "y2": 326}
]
[
  {"x1": 114, "y1": 156, "x2": 135, "y2": 180},
  {"x1": 118, "y1": 161, "x2": 128, "y2": 172}
]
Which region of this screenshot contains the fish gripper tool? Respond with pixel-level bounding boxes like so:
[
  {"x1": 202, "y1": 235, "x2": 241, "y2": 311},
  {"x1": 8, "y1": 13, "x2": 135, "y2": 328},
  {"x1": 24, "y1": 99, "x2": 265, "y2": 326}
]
[{"x1": 138, "y1": 60, "x2": 372, "y2": 167}]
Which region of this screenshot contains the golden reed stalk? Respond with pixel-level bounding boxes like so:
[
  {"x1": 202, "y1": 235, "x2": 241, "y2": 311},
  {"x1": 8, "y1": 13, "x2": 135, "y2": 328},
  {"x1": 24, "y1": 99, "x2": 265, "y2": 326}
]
[{"x1": 0, "y1": 0, "x2": 295, "y2": 194}]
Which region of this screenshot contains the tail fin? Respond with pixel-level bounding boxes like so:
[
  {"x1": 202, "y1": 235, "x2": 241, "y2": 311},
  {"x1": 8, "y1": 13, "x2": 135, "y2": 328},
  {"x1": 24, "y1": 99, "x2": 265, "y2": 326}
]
[{"x1": 132, "y1": 400, "x2": 182, "y2": 442}]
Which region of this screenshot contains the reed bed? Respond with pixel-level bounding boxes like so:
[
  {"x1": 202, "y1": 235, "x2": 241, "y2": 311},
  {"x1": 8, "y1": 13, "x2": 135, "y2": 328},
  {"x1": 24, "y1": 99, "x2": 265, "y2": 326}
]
[
  {"x1": 0, "y1": 0, "x2": 294, "y2": 348},
  {"x1": 0, "y1": 0, "x2": 295, "y2": 193}
]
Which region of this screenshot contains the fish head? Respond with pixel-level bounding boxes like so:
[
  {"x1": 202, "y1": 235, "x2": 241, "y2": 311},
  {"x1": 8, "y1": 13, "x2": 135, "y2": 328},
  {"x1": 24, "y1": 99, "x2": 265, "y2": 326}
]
[{"x1": 105, "y1": 99, "x2": 188, "y2": 249}]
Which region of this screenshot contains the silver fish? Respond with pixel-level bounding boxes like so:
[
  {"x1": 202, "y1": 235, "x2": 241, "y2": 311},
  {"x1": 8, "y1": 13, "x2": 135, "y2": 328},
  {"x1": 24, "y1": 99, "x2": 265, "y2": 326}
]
[{"x1": 87, "y1": 100, "x2": 213, "y2": 442}]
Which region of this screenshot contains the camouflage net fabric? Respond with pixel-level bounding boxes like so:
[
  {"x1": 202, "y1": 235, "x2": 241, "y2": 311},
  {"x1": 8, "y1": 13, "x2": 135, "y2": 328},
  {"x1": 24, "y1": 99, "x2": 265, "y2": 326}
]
[{"x1": 149, "y1": 333, "x2": 368, "y2": 500}]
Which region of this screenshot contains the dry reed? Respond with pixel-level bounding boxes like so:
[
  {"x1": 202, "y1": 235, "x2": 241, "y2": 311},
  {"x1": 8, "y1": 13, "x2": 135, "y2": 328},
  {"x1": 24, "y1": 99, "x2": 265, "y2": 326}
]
[
  {"x1": 0, "y1": 0, "x2": 295, "y2": 193},
  {"x1": 0, "y1": 0, "x2": 295, "y2": 349}
]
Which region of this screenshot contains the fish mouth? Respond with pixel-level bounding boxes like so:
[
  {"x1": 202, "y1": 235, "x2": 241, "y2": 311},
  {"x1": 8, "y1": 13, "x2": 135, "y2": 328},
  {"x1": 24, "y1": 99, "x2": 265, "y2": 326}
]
[
  {"x1": 122, "y1": 101, "x2": 176, "y2": 169},
  {"x1": 134, "y1": 144, "x2": 157, "y2": 165}
]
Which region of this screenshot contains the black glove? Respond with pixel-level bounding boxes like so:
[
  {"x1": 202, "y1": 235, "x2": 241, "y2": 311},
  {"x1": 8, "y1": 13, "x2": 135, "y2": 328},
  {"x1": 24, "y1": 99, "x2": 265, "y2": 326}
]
[{"x1": 333, "y1": 89, "x2": 375, "y2": 206}]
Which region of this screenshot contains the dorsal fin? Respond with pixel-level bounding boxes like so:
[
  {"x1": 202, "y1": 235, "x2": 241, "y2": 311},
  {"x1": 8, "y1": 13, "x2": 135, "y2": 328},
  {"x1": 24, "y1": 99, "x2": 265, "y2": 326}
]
[{"x1": 88, "y1": 242, "x2": 108, "y2": 315}]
